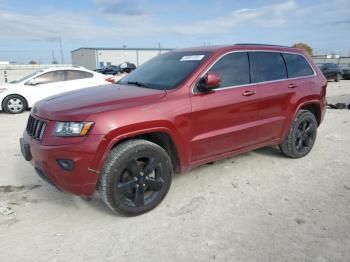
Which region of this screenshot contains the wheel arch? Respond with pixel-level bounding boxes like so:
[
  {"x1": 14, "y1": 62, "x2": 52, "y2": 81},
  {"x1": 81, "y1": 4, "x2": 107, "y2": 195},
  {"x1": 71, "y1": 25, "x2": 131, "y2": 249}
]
[
  {"x1": 299, "y1": 102, "x2": 321, "y2": 126},
  {"x1": 281, "y1": 100, "x2": 322, "y2": 142},
  {"x1": 95, "y1": 128, "x2": 185, "y2": 174}
]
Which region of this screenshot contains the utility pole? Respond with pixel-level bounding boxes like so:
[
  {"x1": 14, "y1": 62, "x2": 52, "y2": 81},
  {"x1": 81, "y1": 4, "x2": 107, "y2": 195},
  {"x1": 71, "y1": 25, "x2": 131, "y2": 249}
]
[
  {"x1": 51, "y1": 50, "x2": 56, "y2": 64},
  {"x1": 59, "y1": 37, "x2": 64, "y2": 64},
  {"x1": 158, "y1": 42, "x2": 161, "y2": 54}
]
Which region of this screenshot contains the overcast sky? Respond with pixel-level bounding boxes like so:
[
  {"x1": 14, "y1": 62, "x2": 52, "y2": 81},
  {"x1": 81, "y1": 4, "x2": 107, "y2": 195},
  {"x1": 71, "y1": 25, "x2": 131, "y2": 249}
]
[{"x1": 0, "y1": 0, "x2": 349, "y2": 63}]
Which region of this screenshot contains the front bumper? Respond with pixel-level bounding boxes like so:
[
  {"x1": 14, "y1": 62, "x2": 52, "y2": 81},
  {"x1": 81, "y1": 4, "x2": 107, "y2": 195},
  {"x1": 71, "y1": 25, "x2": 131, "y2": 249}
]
[{"x1": 21, "y1": 132, "x2": 104, "y2": 196}]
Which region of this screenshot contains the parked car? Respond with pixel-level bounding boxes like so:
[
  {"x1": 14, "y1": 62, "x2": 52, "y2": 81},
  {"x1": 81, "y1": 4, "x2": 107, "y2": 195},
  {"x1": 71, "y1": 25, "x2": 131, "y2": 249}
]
[
  {"x1": 340, "y1": 64, "x2": 350, "y2": 79},
  {"x1": 96, "y1": 65, "x2": 120, "y2": 75},
  {"x1": 97, "y1": 62, "x2": 136, "y2": 75},
  {"x1": 20, "y1": 44, "x2": 327, "y2": 215},
  {"x1": 317, "y1": 63, "x2": 342, "y2": 81},
  {"x1": 0, "y1": 67, "x2": 113, "y2": 114}
]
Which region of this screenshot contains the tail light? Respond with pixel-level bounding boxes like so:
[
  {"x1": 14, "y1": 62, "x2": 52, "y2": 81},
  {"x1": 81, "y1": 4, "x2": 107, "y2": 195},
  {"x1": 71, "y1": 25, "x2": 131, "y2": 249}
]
[{"x1": 105, "y1": 77, "x2": 115, "y2": 83}]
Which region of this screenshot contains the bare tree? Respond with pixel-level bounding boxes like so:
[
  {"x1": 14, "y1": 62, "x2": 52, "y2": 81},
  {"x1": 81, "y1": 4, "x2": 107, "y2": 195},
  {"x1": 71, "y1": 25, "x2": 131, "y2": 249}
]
[{"x1": 291, "y1": 43, "x2": 313, "y2": 55}]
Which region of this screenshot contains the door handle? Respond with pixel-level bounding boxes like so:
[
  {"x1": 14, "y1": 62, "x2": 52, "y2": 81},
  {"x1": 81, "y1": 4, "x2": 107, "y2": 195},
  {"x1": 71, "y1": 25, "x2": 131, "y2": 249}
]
[
  {"x1": 242, "y1": 90, "x2": 256, "y2": 96},
  {"x1": 288, "y1": 83, "x2": 298, "y2": 89}
]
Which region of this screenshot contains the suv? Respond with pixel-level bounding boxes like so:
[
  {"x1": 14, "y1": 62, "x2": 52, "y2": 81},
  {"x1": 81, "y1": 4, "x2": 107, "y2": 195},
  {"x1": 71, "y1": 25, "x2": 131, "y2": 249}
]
[
  {"x1": 317, "y1": 63, "x2": 342, "y2": 81},
  {"x1": 20, "y1": 44, "x2": 327, "y2": 215}
]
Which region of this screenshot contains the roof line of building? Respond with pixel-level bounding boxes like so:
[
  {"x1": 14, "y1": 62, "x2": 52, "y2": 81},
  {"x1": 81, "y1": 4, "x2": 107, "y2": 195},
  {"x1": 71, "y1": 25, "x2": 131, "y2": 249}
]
[{"x1": 71, "y1": 47, "x2": 175, "y2": 52}]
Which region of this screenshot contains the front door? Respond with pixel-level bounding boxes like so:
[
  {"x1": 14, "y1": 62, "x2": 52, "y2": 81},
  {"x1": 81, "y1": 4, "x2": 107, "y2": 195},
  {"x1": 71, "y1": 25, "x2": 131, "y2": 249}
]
[{"x1": 190, "y1": 52, "x2": 259, "y2": 162}]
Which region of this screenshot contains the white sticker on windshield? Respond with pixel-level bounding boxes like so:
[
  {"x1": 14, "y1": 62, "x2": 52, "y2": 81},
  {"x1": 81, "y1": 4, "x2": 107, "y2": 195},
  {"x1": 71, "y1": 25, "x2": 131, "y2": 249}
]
[{"x1": 180, "y1": 55, "x2": 205, "y2": 61}]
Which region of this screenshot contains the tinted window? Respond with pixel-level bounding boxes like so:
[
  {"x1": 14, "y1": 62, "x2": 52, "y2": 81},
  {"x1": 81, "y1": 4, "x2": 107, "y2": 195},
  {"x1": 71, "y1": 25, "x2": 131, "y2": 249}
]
[
  {"x1": 66, "y1": 70, "x2": 93, "y2": 80},
  {"x1": 208, "y1": 52, "x2": 250, "y2": 88},
  {"x1": 283, "y1": 53, "x2": 314, "y2": 78},
  {"x1": 120, "y1": 51, "x2": 211, "y2": 90},
  {"x1": 250, "y1": 52, "x2": 287, "y2": 83},
  {"x1": 34, "y1": 71, "x2": 65, "y2": 85}
]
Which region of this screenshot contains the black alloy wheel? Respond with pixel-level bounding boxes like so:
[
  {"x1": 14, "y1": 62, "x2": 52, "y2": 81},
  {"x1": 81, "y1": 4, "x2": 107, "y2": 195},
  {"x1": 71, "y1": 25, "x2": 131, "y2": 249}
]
[
  {"x1": 280, "y1": 110, "x2": 318, "y2": 158},
  {"x1": 99, "y1": 139, "x2": 172, "y2": 216},
  {"x1": 294, "y1": 118, "x2": 316, "y2": 154}
]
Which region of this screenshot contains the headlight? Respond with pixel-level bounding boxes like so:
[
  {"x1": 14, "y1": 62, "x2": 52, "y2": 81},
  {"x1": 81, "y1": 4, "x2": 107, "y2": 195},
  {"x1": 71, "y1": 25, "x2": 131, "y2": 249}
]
[
  {"x1": 54, "y1": 122, "x2": 94, "y2": 137},
  {"x1": 0, "y1": 88, "x2": 7, "y2": 93}
]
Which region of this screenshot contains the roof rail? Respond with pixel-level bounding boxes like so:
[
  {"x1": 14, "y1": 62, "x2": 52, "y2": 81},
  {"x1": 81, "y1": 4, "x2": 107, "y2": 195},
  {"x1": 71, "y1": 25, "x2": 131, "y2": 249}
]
[{"x1": 234, "y1": 43, "x2": 290, "y2": 48}]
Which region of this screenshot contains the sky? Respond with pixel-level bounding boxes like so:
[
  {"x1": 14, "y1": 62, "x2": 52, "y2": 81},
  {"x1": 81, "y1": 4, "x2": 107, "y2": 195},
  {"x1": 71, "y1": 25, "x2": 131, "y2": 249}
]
[{"x1": 0, "y1": 0, "x2": 349, "y2": 63}]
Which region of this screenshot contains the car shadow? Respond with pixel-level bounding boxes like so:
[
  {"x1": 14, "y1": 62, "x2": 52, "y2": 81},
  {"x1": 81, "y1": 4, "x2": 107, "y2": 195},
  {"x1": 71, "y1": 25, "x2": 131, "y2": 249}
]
[
  {"x1": 8, "y1": 145, "x2": 285, "y2": 217},
  {"x1": 253, "y1": 146, "x2": 284, "y2": 158}
]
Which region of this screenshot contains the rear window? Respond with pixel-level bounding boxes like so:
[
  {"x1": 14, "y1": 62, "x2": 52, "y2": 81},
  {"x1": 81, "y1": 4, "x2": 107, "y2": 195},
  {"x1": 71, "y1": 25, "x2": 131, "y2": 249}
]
[
  {"x1": 282, "y1": 53, "x2": 314, "y2": 78},
  {"x1": 249, "y1": 52, "x2": 287, "y2": 83},
  {"x1": 66, "y1": 70, "x2": 93, "y2": 80}
]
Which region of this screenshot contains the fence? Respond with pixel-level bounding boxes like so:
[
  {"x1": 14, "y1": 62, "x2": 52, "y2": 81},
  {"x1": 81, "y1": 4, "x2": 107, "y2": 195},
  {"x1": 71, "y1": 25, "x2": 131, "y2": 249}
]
[
  {"x1": 0, "y1": 64, "x2": 72, "y2": 84},
  {"x1": 312, "y1": 56, "x2": 350, "y2": 67}
]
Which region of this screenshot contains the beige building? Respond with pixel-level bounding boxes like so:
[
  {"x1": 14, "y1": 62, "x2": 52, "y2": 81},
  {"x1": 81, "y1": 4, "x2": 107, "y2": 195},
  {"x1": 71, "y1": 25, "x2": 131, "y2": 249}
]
[{"x1": 71, "y1": 47, "x2": 173, "y2": 70}]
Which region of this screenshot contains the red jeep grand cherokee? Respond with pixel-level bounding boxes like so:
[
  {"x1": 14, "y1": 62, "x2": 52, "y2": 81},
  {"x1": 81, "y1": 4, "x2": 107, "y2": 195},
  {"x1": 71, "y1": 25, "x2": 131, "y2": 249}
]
[{"x1": 20, "y1": 44, "x2": 327, "y2": 215}]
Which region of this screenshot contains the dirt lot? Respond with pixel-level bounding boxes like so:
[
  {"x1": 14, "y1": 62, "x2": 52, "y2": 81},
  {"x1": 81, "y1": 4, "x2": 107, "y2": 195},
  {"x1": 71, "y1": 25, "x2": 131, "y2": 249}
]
[{"x1": 0, "y1": 81, "x2": 349, "y2": 262}]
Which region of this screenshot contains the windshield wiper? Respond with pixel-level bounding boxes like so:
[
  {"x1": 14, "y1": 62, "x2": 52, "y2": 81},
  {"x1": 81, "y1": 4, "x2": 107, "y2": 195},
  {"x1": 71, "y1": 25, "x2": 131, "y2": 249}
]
[{"x1": 126, "y1": 81, "x2": 150, "y2": 89}]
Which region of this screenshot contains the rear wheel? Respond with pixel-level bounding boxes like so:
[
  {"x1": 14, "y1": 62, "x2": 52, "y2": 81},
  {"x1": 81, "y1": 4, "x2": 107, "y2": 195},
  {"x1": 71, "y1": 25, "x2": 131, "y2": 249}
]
[
  {"x1": 3, "y1": 95, "x2": 27, "y2": 114},
  {"x1": 98, "y1": 139, "x2": 173, "y2": 216},
  {"x1": 280, "y1": 110, "x2": 317, "y2": 158}
]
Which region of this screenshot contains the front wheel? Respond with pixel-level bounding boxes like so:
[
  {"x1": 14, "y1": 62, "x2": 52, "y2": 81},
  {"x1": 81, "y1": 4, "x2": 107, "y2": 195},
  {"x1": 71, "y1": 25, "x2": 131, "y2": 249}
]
[
  {"x1": 335, "y1": 73, "x2": 341, "y2": 82},
  {"x1": 3, "y1": 95, "x2": 27, "y2": 114},
  {"x1": 98, "y1": 139, "x2": 173, "y2": 216},
  {"x1": 280, "y1": 110, "x2": 317, "y2": 158}
]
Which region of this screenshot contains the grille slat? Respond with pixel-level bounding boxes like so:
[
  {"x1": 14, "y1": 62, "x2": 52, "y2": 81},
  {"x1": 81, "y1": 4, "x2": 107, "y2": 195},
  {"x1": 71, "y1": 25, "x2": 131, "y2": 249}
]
[{"x1": 26, "y1": 115, "x2": 47, "y2": 141}]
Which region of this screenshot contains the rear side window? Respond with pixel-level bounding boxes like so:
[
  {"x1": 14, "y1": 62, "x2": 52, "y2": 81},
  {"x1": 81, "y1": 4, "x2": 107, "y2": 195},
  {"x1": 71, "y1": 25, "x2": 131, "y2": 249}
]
[
  {"x1": 249, "y1": 52, "x2": 287, "y2": 83},
  {"x1": 209, "y1": 52, "x2": 250, "y2": 88},
  {"x1": 66, "y1": 70, "x2": 93, "y2": 80},
  {"x1": 282, "y1": 53, "x2": 314, "y2": 78}
]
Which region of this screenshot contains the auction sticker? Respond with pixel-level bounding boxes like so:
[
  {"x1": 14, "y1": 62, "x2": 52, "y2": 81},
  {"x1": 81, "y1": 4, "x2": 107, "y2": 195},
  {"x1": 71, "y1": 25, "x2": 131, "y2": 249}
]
[{"x1": 180, "y1": 55, "x2": 205, "y2": 61}]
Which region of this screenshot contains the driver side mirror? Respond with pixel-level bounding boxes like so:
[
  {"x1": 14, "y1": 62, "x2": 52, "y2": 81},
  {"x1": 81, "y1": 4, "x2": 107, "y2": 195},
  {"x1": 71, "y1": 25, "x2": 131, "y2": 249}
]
[{"x1": 197, "y1": 72, "x2": 221, "y2": 92}]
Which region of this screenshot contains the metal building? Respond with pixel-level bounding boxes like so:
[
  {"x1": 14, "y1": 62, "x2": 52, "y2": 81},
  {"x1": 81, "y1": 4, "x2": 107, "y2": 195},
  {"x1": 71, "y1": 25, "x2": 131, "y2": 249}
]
[{"x1": 71, "y1": 47, "x2": 173, "y2": 70}]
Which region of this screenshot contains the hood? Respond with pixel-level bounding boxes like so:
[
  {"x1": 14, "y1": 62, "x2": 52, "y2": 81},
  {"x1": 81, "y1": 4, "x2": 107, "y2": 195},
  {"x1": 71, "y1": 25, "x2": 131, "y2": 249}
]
[{"x1": 33, "y1": 84, "x2": 166, "y2": 121}]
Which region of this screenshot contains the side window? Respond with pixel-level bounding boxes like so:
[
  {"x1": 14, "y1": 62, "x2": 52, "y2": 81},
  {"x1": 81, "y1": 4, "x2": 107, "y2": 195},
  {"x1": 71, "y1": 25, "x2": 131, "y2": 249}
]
[
  {"x1": 33, "y1": 71, "x2": 65, "y2": 85},
  {"x1": 66, "y1": 70, "x2": 93, "y2": 81},
  {"x1": 208, "y1": 52, "x2": 250, "y2": 88},
  {"x1": 283, "y1": 53, "x2": 314, "y2": 78},
  {"x1": 249, "y1": 52, "x2": 287, "y2": 83}
]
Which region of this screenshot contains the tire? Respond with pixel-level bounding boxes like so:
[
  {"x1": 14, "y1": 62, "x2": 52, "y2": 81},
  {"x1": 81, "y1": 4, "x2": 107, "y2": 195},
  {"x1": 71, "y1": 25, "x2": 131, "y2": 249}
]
[
  {"x1": 98, "y1": 139, "x2": 173, "y2": 216},
  {"x1": 280, "y1": 110, "x2": 318, "y2": 158},
  {"x1": 3, "y1": 95, "x2": 27, "y2": 114},
  {"x1": 335, "y1": 73, "x2": 341, "y2": 82}
]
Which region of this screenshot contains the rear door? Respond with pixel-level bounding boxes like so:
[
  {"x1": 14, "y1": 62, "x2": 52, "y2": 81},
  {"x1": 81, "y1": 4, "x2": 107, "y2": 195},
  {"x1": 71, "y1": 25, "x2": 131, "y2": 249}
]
[
  {"x1": 249, "y1": 51, "x2": 290, "y2": 143},
  {"x1": 63, "y1": 70, "x2": 97, "y2": 92},
  {"x1": 190, "y1": 52, "x2": 259, "y2": 162},
  {"x1": 251, "y1": 51, "x2": 315, "y2": 143}
]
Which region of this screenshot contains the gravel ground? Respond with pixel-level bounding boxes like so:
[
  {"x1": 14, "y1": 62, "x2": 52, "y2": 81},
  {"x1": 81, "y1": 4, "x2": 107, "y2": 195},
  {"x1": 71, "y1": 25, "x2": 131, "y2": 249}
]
[{"x1": 0, "y1": 81, "x2": 349, "y2": 262}]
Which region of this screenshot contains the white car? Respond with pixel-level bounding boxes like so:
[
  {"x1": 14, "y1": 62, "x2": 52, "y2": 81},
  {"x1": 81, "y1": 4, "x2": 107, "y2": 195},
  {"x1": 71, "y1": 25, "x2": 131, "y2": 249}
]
[{"x1": 0, "y1": 66, "x2": 112, "y2": 114}]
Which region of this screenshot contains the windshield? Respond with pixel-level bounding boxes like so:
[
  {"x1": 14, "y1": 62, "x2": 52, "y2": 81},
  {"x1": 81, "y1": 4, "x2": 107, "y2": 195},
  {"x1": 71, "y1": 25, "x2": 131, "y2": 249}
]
[
  {"x1": 9, "y1": 70, "x2": 43, "y2": 84},
  {"x1": 119, "y1": 51, "x2": 212, "y2": 90}
]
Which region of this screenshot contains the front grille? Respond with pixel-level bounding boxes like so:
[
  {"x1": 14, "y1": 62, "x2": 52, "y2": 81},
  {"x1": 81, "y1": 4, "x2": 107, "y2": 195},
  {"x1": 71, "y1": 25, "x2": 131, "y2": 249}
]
[{"x1": 26, "y1": 115, "x2": 47, "y2": 141}]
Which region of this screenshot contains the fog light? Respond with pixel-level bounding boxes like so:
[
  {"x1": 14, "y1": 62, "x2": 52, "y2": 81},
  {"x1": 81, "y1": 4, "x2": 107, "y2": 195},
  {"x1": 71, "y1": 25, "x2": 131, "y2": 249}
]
[{"x1": 57, "y1": 159, "x2": 74, "y2": 171}]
